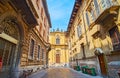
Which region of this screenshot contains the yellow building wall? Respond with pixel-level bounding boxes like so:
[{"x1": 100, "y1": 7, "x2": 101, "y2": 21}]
[
  {"x1": 48, "y1": 31, "x2": 69, "y2": 66},
  {"x1": 68, "y1": 0, "x2": 120, "y2": 63}
]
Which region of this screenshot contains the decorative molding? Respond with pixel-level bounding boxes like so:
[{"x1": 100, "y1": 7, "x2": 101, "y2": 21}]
[{"x1": 0, "y1": 32, "x2": 18, "y2": 44}]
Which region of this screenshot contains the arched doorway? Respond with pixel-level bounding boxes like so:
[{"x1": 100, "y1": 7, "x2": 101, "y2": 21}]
[
  {"x1": 0, "y1": 16, "x2": 23, "y2": 78},
  {"x1": 56, "y1": 54, "x2": 60, "y2": 63},
  {"x1": 56, "y1": 50, "x2": 60, "y2": 63}
]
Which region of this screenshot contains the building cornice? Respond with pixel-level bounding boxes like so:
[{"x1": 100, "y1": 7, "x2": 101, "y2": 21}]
[
  {"x1": 9, "y1": 0, "x2": 38, "y2": 28},
  {"x1": 67, "y1": 0, "x2": 82, "y2": 35},
  {"x1": 33, "y1": 28, "x2": 50, "y2": 48},
  {"x1": 42, "y1": 0, "x2": 52, "y2": 28}
]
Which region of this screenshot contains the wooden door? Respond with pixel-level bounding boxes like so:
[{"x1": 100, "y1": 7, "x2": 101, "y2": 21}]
[
  {"x1": 56, "y1": 54, "x2": 60, "y2": 63},
  {"x1": 98, "y1": 54, "x2": 107, "y2": 75},
  {"x1": 0, "y1": 38, "x2": 16, "y2": 78}
]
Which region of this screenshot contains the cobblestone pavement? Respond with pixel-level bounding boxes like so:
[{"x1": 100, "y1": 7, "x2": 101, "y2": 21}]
[
  {"x1": 41, "y1": 68, "x2": 89, "y2": 78},
  {"x1": 28, "y1": 68, "x2": 103, "y2": 78}
]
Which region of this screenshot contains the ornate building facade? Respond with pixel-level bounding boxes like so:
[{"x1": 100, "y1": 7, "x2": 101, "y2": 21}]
[
  {"x1": 48, "y1": 29, "x2": 69, "y2": 67},
  {"x1": 67, "y1": 0, "x2": 120, "y2": 77},
  {"x1": 0, "y1": 0, "x2": 51, "y2": 78}
]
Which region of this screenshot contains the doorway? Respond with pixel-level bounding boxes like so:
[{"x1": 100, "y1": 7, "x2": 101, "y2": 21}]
[
  {"x1": 56, "y1": 54, "x2": 60, "y2": 63},
  {"x1": 0, "y1": 38, "x2": 16, "y2": 78},
  {"x1": 98, "y1": 54, "x2": 107, "y2": 76}
]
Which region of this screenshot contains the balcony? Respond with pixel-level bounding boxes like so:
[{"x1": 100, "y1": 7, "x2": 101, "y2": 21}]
[
  {"x1": 10, "y1": 0, "x2": 38, "y2": 28},
  {"x1": 95, "y1": 0, "x2": 120, "y2": 23},
  {"x1": 90, "y1": 24, "x2": 101, "y2": 37}
]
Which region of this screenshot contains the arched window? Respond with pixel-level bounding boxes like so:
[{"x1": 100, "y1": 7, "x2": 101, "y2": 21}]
[{"x1": 56, "y1": 35, "x2": 60, "y2": 44}]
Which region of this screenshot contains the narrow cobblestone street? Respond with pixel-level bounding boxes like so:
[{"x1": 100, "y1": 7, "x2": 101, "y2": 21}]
[
  {"x1": 28, "y1": 68, "x2": 102, "y2": 78},
  {"x1": 42, "y1": 68, "x2": 87, "y2": 78},
  {"x1": 0, "y1": 0, "x2": 120, "y2": 78}
]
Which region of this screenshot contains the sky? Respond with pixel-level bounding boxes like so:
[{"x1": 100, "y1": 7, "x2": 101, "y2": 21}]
[{"x1": 47, "y1": 0, "x2": 75, "y2": 31}]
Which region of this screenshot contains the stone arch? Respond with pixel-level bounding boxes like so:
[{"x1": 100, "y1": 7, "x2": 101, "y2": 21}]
[
  {"x1": 0, "y1": 11, "x2": 24, "y2": 41},
  {"x1": 56, "y1": 50, "x2": 61, "y2": 54},
  {"x1": 0, "y1": 12, "x2": 25, "y2": 74}
]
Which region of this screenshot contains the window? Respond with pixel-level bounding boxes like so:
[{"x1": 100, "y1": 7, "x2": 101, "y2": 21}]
[
  {"x1": 29, "y1": 39, "x2": 35, "y2": 59},
  {"x1": 42, "y1": 49, "x2": 44, "y2": 59},
  {"x1": 85, "y1": 12, "x2": 90, "y2": 26},
  {"x1": 93, "y1": 0, "x2": 100, "y2": 16},
  {"x1": 81, "y1": 43, "x2": 86, "y2": 58},
  {"x1": 77, "y1": 26, "x2": 82, "y2": 37},
  {"x1": 109, "y1": 26, "x2": 120, "y2": 50},
  {"x1": 56, "y1": 35, "x2": 60, "y2": 44},
  {"x1": 110, "y1": 0, "x2": 119, "y2": 5},
  {"x1": 90, "y1": 9, "x2": 95, "y2": 21},
  {"x1": 99, "y1": 0, "x2": 110, "y2": 11},
  {"x1": 87, "y1": 2, "x2": 95, "y2": 24},
  {"x1": 37, "y1": 45, "x2": 40, "y2": 60}
]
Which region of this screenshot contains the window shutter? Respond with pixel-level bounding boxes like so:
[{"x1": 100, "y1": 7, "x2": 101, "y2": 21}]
[
  {"x1": 93, "y1": 0, "x2": 100, "y2": 16},
  {"x1": 29, "y1": 39, "x2": 35, "y2": 59},
  {"x1": 86, "y1": 12, "x2": 90, "y2": 26},
  {"x1": 38, "y1": 45, "x2": 40, "y2": 59},
  {"x1": 77, "y1": 26, "x2": 82, "y2": 37},
  {"x1": 77, "y1": 26, "x2": 80, "y2": 37}
]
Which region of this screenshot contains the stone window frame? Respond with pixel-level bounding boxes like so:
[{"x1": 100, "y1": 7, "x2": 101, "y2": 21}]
[
  {"x1": 86, "y1": 1, "x2": 96, "y2": 26},
  {"x1": 56, "y1": 35, "x2": 60, "y2": 44},
  {"x1": 77, "y1": 25, "x2": 82, "y2": 38},
  {"x1": 41, "y1": 48, "x2": 44, "y2": 60},
  {"x1": 28, "y1": 37, "x2": 35, "y2": 60},
  {"x1": 37, "y1": 44, "x2": 41, "y2": 60}
]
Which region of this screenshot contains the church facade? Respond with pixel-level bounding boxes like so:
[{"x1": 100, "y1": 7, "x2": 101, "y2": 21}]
[{"x1": 48, "y1": 29, "x2": 69, "y2": 67}]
